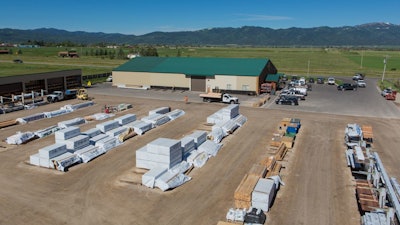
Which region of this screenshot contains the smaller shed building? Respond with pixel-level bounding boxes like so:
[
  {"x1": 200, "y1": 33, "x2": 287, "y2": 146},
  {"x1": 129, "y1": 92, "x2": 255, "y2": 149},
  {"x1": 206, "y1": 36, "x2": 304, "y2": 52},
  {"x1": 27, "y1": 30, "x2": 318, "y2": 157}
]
[{"x1": 112, "y1": 57, "x2": 278, "y2": 95}]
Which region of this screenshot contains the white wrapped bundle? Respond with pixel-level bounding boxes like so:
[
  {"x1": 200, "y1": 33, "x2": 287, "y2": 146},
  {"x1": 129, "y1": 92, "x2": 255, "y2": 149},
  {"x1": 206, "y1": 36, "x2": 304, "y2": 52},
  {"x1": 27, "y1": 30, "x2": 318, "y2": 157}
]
[
  {"x1": 57, "y1": 135, "x2": 90, "y2": 151},
  {"x1": 197, "y1": 140, "x2": 222, "y2": 157},
  {"x1": 234, "y1": 114, "x2": 247, "y2": 127},
  {"x1": 186, "y1": 150, "x2": 208, "y2": 168},
  {"x1": 186, "y1": 130, "x2": 207, "y2": 148},
  {"x1": 58, "y1": 117, "x2": 86, "y2": 129},
  {"x1": 44, "y1": 108, "x2": 72, "y2": 118},
  {"x1": 34, "y1": 125, "x2": 61, "y2": 138},
  {"x1": 95, "y1": 136, "x2": 117, "y2": 152},
  {"x1": 6, "y1": 131, "x2": 36, "y2": 145},
  {"x1": 51, "y1": 152, "x2": 81, "y2": 172},
  {"x1": 82, "y1": 128, "x2": 102, "y2": 138},
  {"x1": 114, "y1": 113, "x2": 136, "y2": 125},
  {"x1": 18, "y1": 113, "x2": 46, "y2": 123},
  {"x1": 55, "y1": 126, "x2": 80, "y2": 141},
  {"x1": 124, "y1": 120, "x2": 152, "y2": 135},
  {"x1": 155, "y1": 170, "x2": 191, "y2": 191},
  {"x1": 89, "y1": 134, "x2": 110, "y2": 145},
  {"x1": 70, "y1": 101, "x2": 94, "y2": 110},
  {"x1": 180, "y1": 136, "x2": 195, "y2": 155},
  {"x1": 149, "y1": 107, "x2": 170, "y2": 115},
  {"x1": 105, "y1": 126, "x2": 128, "y2": 137},
  {"x1": 142, "y1": 167, "x2": 167, "y2": 188},
  {"x1": 141, "y1": 113, "x2": 170, "y2": 127},
  {"x1": 96, "y1": 120, "x2": 120, "y2": 133},
  {"x1": 75, "y1": 145, "x2": 105, "y2": 163},
  {"x1": 165, "y1": 109, "x2": 185, "y2": 120},
  {"x1": 30, "y1": 153, "x2": 40, "y2": 166},
  {"x1": 38, "y1": 143, "x2": 67, "y2": 159}
]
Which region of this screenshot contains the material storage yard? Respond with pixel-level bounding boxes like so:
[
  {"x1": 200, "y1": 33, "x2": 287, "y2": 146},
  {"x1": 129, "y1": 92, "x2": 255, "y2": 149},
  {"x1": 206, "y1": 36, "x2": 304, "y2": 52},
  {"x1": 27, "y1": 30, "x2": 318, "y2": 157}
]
[{"x1": 1, "y1": 80, "x2": 400, "y2": 225}]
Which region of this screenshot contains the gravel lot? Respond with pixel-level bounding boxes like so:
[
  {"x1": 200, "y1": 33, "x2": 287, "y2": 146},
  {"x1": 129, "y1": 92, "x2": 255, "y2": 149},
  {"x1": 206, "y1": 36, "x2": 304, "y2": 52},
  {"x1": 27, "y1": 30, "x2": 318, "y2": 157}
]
[{"x1": 1, "y1": 79, "x2": 399, "y2": 225}]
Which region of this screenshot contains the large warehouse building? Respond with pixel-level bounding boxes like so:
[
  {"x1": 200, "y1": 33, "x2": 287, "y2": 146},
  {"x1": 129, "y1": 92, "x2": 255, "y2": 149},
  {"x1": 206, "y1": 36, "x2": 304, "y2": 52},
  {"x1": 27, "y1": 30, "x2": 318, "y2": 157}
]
[
  {"x1": 112, "y1": 57, "x2": 278, "y2": 95},
  {"x1": 0, "y1": 69, "x2": 82, "y2": 97}
]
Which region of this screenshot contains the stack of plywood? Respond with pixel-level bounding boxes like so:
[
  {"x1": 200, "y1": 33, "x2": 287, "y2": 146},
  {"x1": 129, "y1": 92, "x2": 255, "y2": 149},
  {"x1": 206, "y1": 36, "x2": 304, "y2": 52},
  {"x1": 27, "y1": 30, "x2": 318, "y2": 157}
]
[
  {"x1": 234, "y1": 174, "x2": 259, "y2": 209},
  {"x1": 362, "y1": 125, "x2": 373, "y2": 143},
  {"x1": 275, "y1": 142, "x2": 288, "y2": 161},
  {"x1": 248, "y1": 164, "x2": 267, "y2": 178},
  {"x1": 281, "y1": 136, "x2": 294, "y2": 149}
]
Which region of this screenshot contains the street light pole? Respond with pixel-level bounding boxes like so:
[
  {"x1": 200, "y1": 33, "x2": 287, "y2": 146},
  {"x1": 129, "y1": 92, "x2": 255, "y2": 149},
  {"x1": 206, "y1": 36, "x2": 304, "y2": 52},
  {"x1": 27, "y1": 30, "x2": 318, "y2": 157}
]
[{"x1": 382, "y1": 56, "x2": 387, "y2": 82}]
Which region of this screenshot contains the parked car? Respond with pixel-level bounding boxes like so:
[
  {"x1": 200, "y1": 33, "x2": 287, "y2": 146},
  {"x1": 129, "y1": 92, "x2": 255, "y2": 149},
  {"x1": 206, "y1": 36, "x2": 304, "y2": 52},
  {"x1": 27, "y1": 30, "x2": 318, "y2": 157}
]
[
  {"x1": 13, "y1": 59, "x2": 23, "y2": 63},
  {"x1": 337, "y1": 83, "x2": 357, "y2": 91},
  {"x1": 327, "y1": 77, "x2": 336, "y2": 85},
  {"x1": 317, "y1": 77, "x2": 325, "y2": 84},
  {"x1": 308, "y1": 77, "x2": 315, "y2": 83},
  {"x1": 357, "y1": 80, "x2": 366, "y2": 88},
  {"x1": 381, "y1": 88, "x2": 393, "y2": 97},
  {"x1": 352, "y1": 73, "x2": 364, "y2": 81},
  {"x1": 275, "y1": 96, "x2": 299, "y2": 105},
  {"x1": 106, "y1": 75, "x2": 112, "y2": 82}
]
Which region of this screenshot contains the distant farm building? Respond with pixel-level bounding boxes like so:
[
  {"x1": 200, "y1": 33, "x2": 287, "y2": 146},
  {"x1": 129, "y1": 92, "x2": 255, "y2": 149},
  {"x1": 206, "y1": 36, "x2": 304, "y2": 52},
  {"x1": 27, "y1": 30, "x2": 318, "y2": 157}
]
[
  {"x1": 0, "y1": 49, "x2": 10, "y2": 54},
  {"x1": 112, "y1": 57, "x2": 278, "y2": 95}
]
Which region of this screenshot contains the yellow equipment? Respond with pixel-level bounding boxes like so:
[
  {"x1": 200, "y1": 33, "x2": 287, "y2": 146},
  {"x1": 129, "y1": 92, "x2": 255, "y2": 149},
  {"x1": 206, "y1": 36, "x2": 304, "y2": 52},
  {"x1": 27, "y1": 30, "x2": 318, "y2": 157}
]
[{"x1": 77, "y1": 88, "x2": 89, "y2": 100}]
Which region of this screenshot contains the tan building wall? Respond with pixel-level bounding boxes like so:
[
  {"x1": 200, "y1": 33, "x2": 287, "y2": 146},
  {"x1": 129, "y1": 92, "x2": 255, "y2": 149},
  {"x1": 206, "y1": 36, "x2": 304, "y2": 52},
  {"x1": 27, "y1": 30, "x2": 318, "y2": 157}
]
[
  {"x1": 113, "y1": 71, "x2": 190, "y2": 88},
  {"x1": 206, "y1": 75, "x2": 258, "y2": 92}
]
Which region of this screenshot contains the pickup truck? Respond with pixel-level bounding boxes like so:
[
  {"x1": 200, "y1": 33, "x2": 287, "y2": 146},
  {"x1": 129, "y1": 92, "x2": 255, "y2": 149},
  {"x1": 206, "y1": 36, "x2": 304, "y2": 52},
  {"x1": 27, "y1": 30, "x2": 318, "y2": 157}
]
[
  {"x1": 47, "y1": 89, "x2": 77, "y2": 103},
  {"x1": 279, "y1": 89, "x2": 305, "y2": 100},
  {"x1": 199, "y1": 92, "x2": 239, "y2": 104}
]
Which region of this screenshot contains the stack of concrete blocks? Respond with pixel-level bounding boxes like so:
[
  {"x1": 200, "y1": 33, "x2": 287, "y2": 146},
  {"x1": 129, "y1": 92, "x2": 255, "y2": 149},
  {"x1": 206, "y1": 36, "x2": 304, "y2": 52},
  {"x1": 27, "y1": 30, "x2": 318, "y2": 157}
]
[
  {"x1": 30, "y1": 143, "x2": 68, "y2": 168},
  {"x1": 251, "y1": 178, "x2": 277, "y2": 212},
  {"x1": 136, "y1": 138, "x2": 182, "y2": 170}
]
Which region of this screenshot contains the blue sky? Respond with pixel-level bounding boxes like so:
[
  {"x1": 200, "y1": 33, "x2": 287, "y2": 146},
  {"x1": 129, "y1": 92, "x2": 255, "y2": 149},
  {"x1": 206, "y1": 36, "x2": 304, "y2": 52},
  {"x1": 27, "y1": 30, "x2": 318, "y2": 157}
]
[{"x1": 1, "y1": 0, "x2": 399, "y2": 35}]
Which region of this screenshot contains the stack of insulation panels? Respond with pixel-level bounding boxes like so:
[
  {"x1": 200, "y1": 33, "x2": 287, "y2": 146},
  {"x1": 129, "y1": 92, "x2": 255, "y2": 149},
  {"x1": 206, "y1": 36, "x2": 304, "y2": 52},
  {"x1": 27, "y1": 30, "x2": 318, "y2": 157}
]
[
  {"x1": 58, "y1": 117, "x2": 86, "y2": 128},
  {"x1": 142, "y1": 167, "x2": 168, "y2": 188},
  {"x1": 57, "y1": 135, "x2": 90, "y2": 152},
  {"x1": 95, "y1": 135, "x2": 117, "y2": 153},
  {"x1": 96, "y1": 120, "x2": 120, "y2": 133},
  {"x1": 187, "y1": 130, "x2": 207, "y2": 149},
  {"x1": 82, "y1": 128, "x2": 102, "y2": 138},
  {"x1": 114, "y1": 114, "x2": 136, "y2": 126},
  {"x1": 74, "y1": 145, "x2": 105, "y2": 163},
  {"x1": 251, "y1": 178, "x2": 277, "y2": 212},
  {"x1": 234, "y1": 174, "x2": 259, "y2": 209},
  {"x1": 30, "y1": 143, "x2": 68, "y2": 168},
  {"x1": 55, "y1": 126, "x2": 81, "y2": 141},
  {"x1": 89, "y1": 133, "x2": 110, "y2": 145},
  {"x1": 136, "y1": 138, "x2": 182, "y2": 170},
  {"x1": 165, "y1": 109, "x2": 185, "y2": 120},
  {"x1": 141, "y1": 113, "x2": 170, "y2": 128},
  {"x1": 51, "y1": 152, "x2": 81, "y2": 172},
  {"x1": 197, "y1": 140, "x2": 222, "y2": 157},
  {"x1": 180, "y1": 136, "x2": 196, "y2": 159},
  {"x1": 207, "y1": 104, "x2": 239, "y2": 124},
  {"x1": 124, "y1": 120, "x2": 152, "y2": 135}
]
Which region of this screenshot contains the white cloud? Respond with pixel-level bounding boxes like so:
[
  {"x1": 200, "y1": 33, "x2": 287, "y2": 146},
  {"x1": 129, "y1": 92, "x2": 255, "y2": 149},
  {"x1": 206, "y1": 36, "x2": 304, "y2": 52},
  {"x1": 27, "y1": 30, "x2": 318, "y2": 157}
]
[{"x1": 236, "y1": 14, "x2": 293, "y2": 21}]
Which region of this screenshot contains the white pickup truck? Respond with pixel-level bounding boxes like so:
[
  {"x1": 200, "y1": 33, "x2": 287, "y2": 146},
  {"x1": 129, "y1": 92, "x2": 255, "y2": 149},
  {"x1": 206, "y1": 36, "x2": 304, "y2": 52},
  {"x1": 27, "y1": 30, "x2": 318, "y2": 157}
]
[{"x1": 280, "y1": 89, "x2": 305, "y2": 100}]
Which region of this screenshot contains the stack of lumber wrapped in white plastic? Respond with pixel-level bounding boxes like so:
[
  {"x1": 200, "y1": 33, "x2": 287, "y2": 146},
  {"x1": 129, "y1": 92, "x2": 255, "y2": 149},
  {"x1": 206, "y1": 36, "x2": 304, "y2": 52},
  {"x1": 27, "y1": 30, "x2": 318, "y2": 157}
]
[{"x1": 207, "y1": 104, "x2": 247, "y2": 143}]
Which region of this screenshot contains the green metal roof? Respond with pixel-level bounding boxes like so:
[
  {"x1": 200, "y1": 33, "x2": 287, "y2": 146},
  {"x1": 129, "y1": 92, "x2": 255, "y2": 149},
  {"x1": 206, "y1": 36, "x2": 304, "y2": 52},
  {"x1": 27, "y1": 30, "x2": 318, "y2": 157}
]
[
  {"x1": 265, "y1": 73, "x2": 282, "y2": 82},
  {"x1": 113, "y1": 57, "x2": 270, "y2": 77}
]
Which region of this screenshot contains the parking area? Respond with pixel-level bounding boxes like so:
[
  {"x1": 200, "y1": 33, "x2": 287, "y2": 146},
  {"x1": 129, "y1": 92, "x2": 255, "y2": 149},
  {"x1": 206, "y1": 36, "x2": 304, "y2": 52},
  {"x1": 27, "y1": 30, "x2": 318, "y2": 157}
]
[{"x1": 1, "y1": 81, "x2": 400, "y2": 225}]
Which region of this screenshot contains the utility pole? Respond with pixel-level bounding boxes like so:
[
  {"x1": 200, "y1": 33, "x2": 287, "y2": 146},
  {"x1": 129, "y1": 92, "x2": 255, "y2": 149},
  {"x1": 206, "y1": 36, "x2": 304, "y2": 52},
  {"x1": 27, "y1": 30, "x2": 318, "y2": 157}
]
[
  {"x1": 382, "y1": 56, "x2": 388, "y2": 82},
  {"x1": 307, "y1": 60, "x2": 310, "y2": 76},
  {"x1": 360, "y1": 50, "x2": 364, "y2": 69}
]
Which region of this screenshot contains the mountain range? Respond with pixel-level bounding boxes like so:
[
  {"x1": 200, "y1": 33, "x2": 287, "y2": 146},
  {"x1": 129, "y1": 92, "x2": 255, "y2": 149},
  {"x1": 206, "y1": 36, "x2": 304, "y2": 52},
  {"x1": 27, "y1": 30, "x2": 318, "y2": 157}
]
[{"x1": 1, "y1": 22, "x2": 399, "y2": 46}]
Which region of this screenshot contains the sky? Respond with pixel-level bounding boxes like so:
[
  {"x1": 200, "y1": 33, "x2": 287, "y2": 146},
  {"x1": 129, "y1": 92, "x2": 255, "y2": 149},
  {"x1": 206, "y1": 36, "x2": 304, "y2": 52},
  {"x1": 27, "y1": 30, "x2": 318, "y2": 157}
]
[{"x1": 1, "y1": 0, "x2": 399, "y2": 35}]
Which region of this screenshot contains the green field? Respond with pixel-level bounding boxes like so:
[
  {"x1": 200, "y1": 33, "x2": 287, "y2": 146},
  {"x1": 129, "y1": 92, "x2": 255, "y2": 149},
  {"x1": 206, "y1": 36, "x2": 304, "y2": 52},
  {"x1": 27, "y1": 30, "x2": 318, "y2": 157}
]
[{"x1": 1, "y1": 46, "x2": 399, "y2": 82}]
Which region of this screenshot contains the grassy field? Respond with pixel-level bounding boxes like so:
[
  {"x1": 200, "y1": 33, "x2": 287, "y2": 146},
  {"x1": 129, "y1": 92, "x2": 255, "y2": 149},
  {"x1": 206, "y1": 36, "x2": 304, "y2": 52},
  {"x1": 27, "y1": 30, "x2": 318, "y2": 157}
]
[{"x1": 1, "y1": 46, "x2": 399, "y2": 82}]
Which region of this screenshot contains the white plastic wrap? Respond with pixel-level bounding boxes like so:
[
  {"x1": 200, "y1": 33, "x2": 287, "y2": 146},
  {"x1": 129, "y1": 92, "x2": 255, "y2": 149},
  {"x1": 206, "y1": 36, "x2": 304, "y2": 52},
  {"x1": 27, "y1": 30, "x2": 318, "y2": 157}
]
[
  {"x1": 96, "y1": 120, "x2": 120, "y2": 133},
  {"x1": 55, "y1": 126, "x2": 80, "y2": 141},
  {"x1": 38, "y1": 143, "x2": 67, "y2": 159},
  {"x1": 149, "y1": 107, "x2": 170, "y2": 115},
  {"x1": 124, "y1": 120, "x2": 152, "y2": 135},
  {"x1": 74, "y1": 145, "x2": 105, "y2": 163},
  {"x1": 82, "y1": 128, "x2": 102, "y2": 138},
  {"x1": 34, "y1": 125, "x2": 61, "y2": 138},
  {"x1": 57, "y1": 117, "x2": 86, "y2": 129},
  {"x1": 51, "y1": 152, "x2": 81, "y2": 172},
  {"x1": 197, "y1": 140, "x2": 222, "y2": 157},
  {"x1": 44, "y1": 108, "x2": 72, "y2": 118},
  {"x1": 165, "y1": 109, "x2": 185, "y2": 120},
  {"x1": 141, "y1": 113, "x2": 170, "y2": 127},
  {"x1": 208, "y1": 126, "x2": 225, "y2": 143},
  {"x1": 186, "y1": 150, "x2": 208, "y2": 168},
  {"x1": 95, "y1": 136, "x2": 117, "y2": 152},
  {"x1": 155, "y1": 170, "x2": 191, "y2": 191},
  {"x1": 6, "y1": 131, "x2": 36, "y2": 145},
  {"x1": 186, "y1": 130, "x2": 207, "y2": 148},
  {"x1": 142, "y1": 167, "x2": 167, "y2": 188},
  {"x1": 57, "y1": 135, "x2": 90, "y2": 151},
  {"x1": 114, "y1": 113, "x2": 136, "y2": 125}
]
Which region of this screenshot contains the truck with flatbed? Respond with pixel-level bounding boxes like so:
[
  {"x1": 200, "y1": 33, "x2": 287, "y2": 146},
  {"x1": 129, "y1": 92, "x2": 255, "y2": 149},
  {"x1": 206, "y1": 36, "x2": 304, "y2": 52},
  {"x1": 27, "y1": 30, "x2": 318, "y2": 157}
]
[
  {"x1": 47, "y1": 89, "x2": 77, "y2": 103},
  {"x1": 199, "y1": 92, "x2": 239, "y2": 104}
]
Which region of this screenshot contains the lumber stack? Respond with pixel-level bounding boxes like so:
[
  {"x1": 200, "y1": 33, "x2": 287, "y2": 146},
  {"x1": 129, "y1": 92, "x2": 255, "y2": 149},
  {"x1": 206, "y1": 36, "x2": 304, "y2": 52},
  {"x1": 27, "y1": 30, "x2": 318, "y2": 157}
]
[
  {"x1": 356, "y1": 179, "x2": 379, "y2": 212},
  {"x1": 361, "y1": 125, "x2": 373, "y2": 143},
  {"x1": 234, "y1": 174, "x2": 259, "y2": 209},
  {"x1": 275, "y1": 142, "x2": 288, "y2": 161},
  {"x1": 248, "y1": 164, "x2": 268, "y2": 178}
]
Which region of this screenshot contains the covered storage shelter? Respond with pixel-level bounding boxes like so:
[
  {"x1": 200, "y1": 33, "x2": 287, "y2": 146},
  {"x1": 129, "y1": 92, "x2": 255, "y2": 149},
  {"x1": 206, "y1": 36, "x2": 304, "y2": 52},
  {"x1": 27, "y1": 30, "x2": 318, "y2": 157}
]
[{"x1": 112, "y1": 57, "x2": 278, "y2": 95}]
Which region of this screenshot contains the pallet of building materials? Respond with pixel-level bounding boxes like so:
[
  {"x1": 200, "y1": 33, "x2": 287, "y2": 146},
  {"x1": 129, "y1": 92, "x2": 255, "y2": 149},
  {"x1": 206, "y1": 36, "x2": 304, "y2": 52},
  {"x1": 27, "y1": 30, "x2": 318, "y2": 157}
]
[
  {"x1": 244, "y1": 208, "x2": 266, "y2": 225},
  {"x1": 225, "y1": 208, "x2": 246, "y2": 223},
  {"x1": 136, "y1": 146, "x2": 183, "y2": 167},
  {"x1": 141, "y1": 113, "x2": 170, "y2": 128},
  {"x1": 29, "y1": 153, "x2": 41, "y2": 166},
  {"x1": 116, "y1": 103, "x2": 132, "y2": 111},
  {"x1": 96, "y1": 120, "x2": 120, "y2": 133},
  {"x1": 58, "y1": 117, "x2": 86, "y2": 129},
  {"x1": 165, "y1": 109, "x2": 185, "y2": 120},
  {"x1": 6, "y1": 131, "x2": 37, "y2": 145},
  {"x1": 279, "y1": 117, "x2": 292, "y2": 130},
  {"x1": 0, "y1": 119, "x2": 18, "y2": 129},
  {"x1": 270, "y1": 133, "x2": 283, "y2": 147},
  {"x1": 85, "y1": 113, "x2": 115, "y2": 121},
  {"x1": 142, "y1": 167, "x2": 168, "y2": 188},
  {"x1": 180, "y1": 136, "x2": 196, "y2": 156},
  {"x1": 233, "y1": 114, "x2": 247, "y2": 127},
  {"x1": 89, "y1": 133, "x2": 109, "y2": 146},
  {"x1": 69, "y1": 101, "x2": 94, "y2": 111},
  {"x1": 114, "y1": 113, "x2": 137, "y2": 125},
  {"x1": 362, "y1": 212, "x2": 388, "y2": 225},
  {"x1": 248, "y1": 164, "x2": 267, "y2": 178},
  {"x1": 105, "y1": 126, "x2": 128, "y2": 137},
  {"x1": 275, "y1": 142, "x2": 288, "y2": 161},
  {"x1": 356, "y1": 180, "x2": 379, "y2": 212},
  {"x1": 186, "y1": 150, "x2": 209, "y2": 168},
  {"x1": 219, "y1": 119, "x2": 240, "y2": 135},
  {"x1": 208, "y1": 126, "x2": 225, "y2": 143},
  {"x1": 187, "y1": 130, "x2": 207, "y2": 149},
  {"x1": 17, "y1": 112, "x2": 46, "y2": 124},
  {"x1": 30, "y1": 153, "x2": 54, "y2": 168},
  {"x1": 251, "y1": 178, "x2": 277, "y2": 212},
  {"x1": 260, "y1": 156, "x2": 276, "y2": 172},
  {"x1": 51, "y1": 152, "x2": 81, "y2": 172},
  {"x1": 281, "y1": 136, "x2": 294, "y2": 148},
  {"x1": 149, "y1": 106, "x2": 170, "y2": 115},
  {"x1": 220, "y1": 104, "x2": 240, "y2": 120},
  {"x1": 82, "y1": 128, "x2": 102, "y2": 138},
  {"x1": 34, "y1": 125, "x2": 61, "y2": 138},
  {"x1": 286, "y1": 123, "x2": 299, "y2": 134},
  {"x1": 361, "y1": 125, "x2": 373, "y2": 143},
  {"x1": 117, "y1": 127, "x2": 136, "y2": 143},
  {"x1": 57, "y1": 134, "x2": 90, "y2": 151},
  {"x1": 234, "y1": 174, "x2": 260, "y2": 209},
  {"x1": 38, "y1": 143, "x2": 67, "y2": 159},
  {"x1": 55, "y1": 126, "x2": 80, "y2": 141},
  {"x1": 43, "y1": 108, "x2": 72, "y2": 118},
  {"x1": 206, "y1": 113, "x2": 222, "y2": 124},
  {"x1": 217, "y1": 221, "x2": 240, "y2": 225},
  {"x1": 95, "y1": 136, "x2": 117, "y2": 153},
  {"x1": 154, "y1": 169, "x2": 191, "y2": 191},
  {"x1": 74, "y1": 145, "x2": 105, "y2": 163},
  {"x1": 124, "y1": 120, "x2": 152, "y2": 135},
  {"x1": 197, "y1": 140, "x2": 222, "y2": 157},
  {"x1": 266, "y1": 162, "x2": 282, "y2": 177}
]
